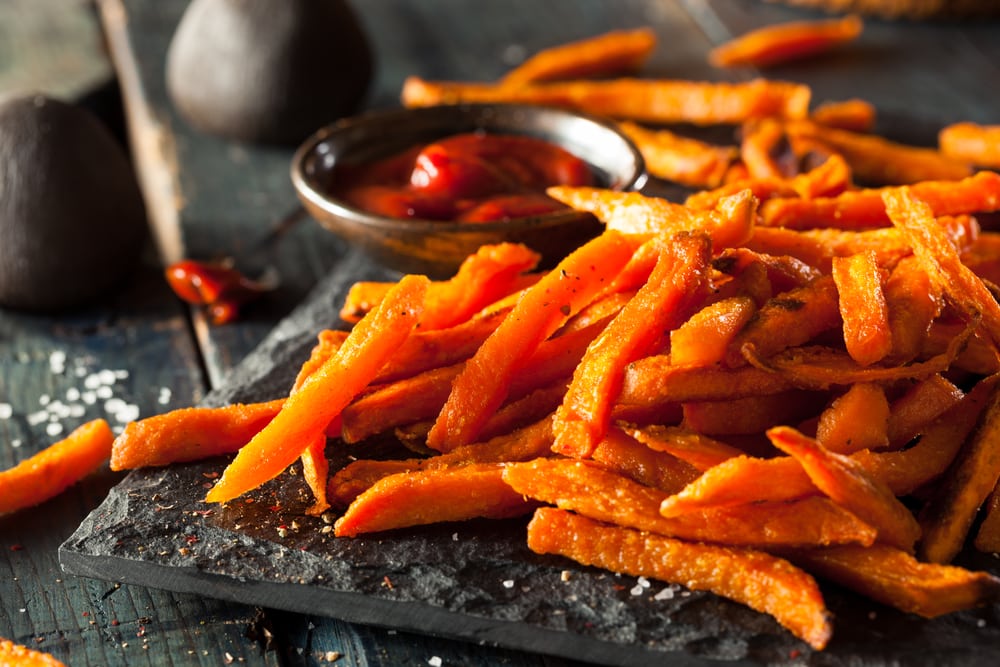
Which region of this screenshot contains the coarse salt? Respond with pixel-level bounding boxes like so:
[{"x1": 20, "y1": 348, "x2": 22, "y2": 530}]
[
  {"x1": 427, "y1": 657, "x2": 443, "y2": 667},
  {"x1": 0, "y1": 403, "x2": 12, "y2": 419}
]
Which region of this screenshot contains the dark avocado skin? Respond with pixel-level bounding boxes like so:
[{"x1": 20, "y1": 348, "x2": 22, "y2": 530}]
[
  {"x1": 0, "y1": 95, "x2": 148, "y2": 312},
  {"x1": 166, "y1": 0, "x2": 375, "y2": 145}
]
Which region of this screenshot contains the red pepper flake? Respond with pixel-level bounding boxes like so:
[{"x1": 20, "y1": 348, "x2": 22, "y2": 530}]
[
  {"x1": 382, "y1": 576, "x2": 394, "y2": 590},
  {"x1": 111, "y1": 619, "x2": 120, "y2": 627},
  {"x1": 9, "y1": 544, "x2": 24, "y2": 552},
  {"x1": 82, "y1": 612, "x2": 90, "y2": 617},
  {"x1": 202, "y1": 472, "x2": 219, "y2": 479},
  {"x1": 269, "y1": 504, "x2": 282, "y2": 512},
  {"x1": 136, "y1": 626, "x2": 146, "y2": 638},
  {"x1": 184, "y1": 535, "x2": 199, "y2": 545},
  {"x1": 191, "y1": 509, "x2": 214, "y2": 517},
  {"x1": 789, "y1": 649, "x2": 802, "y2": 659}
]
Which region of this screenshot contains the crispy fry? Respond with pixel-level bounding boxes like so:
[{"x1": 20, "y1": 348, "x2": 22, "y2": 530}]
[
  {"x1": 619, "y1": 358, "x2": 796, "y2": 409},
  {"x1": 768, "y1": 426, "x2": 922, "y2": 552},
  {"x1": 793, "y1": 544, "x2": 1000, "y2": 618},
  {"x1": 740, "y1": 118, "x2": 790, "y2": 180},
  {"x1": 885, "y1": 374, "x2": 963, "y2": 448},
  {"x1": 506, "y1": 458, "x2": 874, "y2": 549},
  {"x1": 0, "y1": 419, "x2": 114, "y2": 515},
  {"x1": 784, "y1": 120, "x2": 971, "y2": 185},
  {"x1": 683, "y1": 390, "x2": 827, "y2": 436},
  {"x1": 618, "y1": 121, "x2": 737, "y2": 188},
  {"x1": 0, "y1": 638, "x2": 67, "y2": 667},
  {"x1": 402, "y1": 76, "x2": 812, "y2": 125},
  {"x1": 334, "y1": 463, "x2": 534, "y2": 537},
  {"x1": 918, "y1": 379, "x2": 1000, "y2": 563},
  {"x1": 547, "y1": 186, "x2": 757, "y2": 251},
  {"x1": 832, "y1": 251, "x2": 892, "y2": 366},
  {"x1": 427, "y1": 231, "x2": 639, "y2": 452},
  {"x1": 500, "y1": 28, "x2": 657, "y2": 86},
  {"x1": 626, "y1": 424, "x2": 743, "y2": 471},
  {"x1": 553, "y1": 233, "x2": 711, "y2": 458},
  {"x1": 526, "y1": 507, "x2": 832, "y2": 650},
  {"x1": 591, "y1": 425, "x2": 700, "y2": 493},
  {"x1": 939, "y1": 122, "x2": 1000, "y2": 169},
  {"x1": 816, "y1": 383, "x2": 889, "y2": 454},
  {"x1": 883, "y1": 254, "x2": 945, "y2": 364},
  {"x1": 724, "y1": 274, "x2": 842, "y2": 368},
  {"x1": 760, "y1": 170, "x2": 1000, "y2": 229},
  {"x1": 659, "y1": 455, "x2": 816, "y2": 516},
  {"x1": 110, "y1": 400, "x2": 285, "y2": 470},
  {"x1": 810, "y1": 98, "x2": 876, "y2": 132},
  {"x1": 300, "y1": 435, "x2": 330, "y2": 516},
  {"x1": 709, "y1": 14, "x2": 863, "y2": 69},
  {"x1": 669, "y1": 296, "x2": 757, "y2": 367},
  {"x1": 206, "y1": 274, "x2": 428, "y2": 504}
]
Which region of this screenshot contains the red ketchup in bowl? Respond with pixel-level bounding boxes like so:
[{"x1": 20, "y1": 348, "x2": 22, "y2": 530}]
[{"x1": 330, "y1": 132, "x2": 595, "y2": 222}]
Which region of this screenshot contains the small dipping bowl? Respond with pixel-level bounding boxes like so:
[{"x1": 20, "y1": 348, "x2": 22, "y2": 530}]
[{"x1": 291, "y1": 103, "x2": 646, "y2": 278}]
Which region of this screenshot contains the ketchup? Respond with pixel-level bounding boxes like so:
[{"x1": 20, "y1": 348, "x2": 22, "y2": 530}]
[
  {"x1": 165, "y1": 259, "x2": 272, "y2": 325},
  {"x1": 331, "y1": 132, "x2": 595, "y2": 222}
]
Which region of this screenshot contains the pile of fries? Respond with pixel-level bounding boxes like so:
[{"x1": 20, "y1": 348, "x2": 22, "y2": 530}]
[{"x1": 103, "y1": 24, "x2": 1000, "y2": 651}]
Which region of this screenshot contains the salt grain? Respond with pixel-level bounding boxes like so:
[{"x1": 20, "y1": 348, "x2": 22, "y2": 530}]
[
  {"x1": 427, "y1": 657, "x2": 442, "y2": 667},
  {"x1": 96, "y1": 386, "x2": 113, "y2": 399},
  {"x1": 0, "y1": 403, "x2": 12, "y2": 419},
  {"x1": 46, "y1": 423, "x2": 64, "y2": 437},
  {"x1": 65, "y1": 387, "x2": 80, "y2": 402},
  {"x1": 653, "y1": 587, "x2": 676, "y2": 601},
  {"x1": 502, "y1": 579, "x2": 515, "y2": 589}
]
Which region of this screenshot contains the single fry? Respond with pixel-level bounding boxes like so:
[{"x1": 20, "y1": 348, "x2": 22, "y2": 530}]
[
  {"x1": 918, "y1": 380, "x2": 1000, "y2": 563},
  {"x1": 627, "y1": 424, "x2": 743, "y2": 471},
  {"x1": 553, "y1": 233, "x2": 710, "y2": 458},
  {"x1": 739, "y1": 118, "x2": 789, "y2": 180},
  {"x1": 768, "y1": 426, "x2": 922, "y2": 552},
  {"x1": 883, "y1": 254, "x2": 945, "y2": 364},
  {"x1": 526, "y1": 507, "x2": 832, "y2": 650},
  {"x1": 682, "y1": 390, "x2": 827, "y2": 436},
  {"x1": 110, "y1": 400, "x2": 284, "y2": 470},
  {"x1": 939, "y1": 122, "x2": 1000, "y2": 168},
  {"x1": 427, "y1": 231, "x2": 639, "y2": 452},
  {"x1": 816, "y1": 383, "x2": 890, "y2": 454},
  {"x1": 547, "y1": 186, "x2": 757, "y2": 251},
  {"x1": 402, "y1": 76, "x2": 812, "y2": 125},
  {"x1": 619, "y1": 120, "x2": 737, "y2": 188},
  {"x1": 794, "y1": 544, "x2": 1000, "y2": 618},
  {"x1": 709, "y1": 15, "x2": 863, "y2": 68},
  {"x1": 810, "y1": 98, "x2": 876, "y2": 132},
  {"x1": 618, "y1": 359, "x2": 797, "y2": 408},
  {"x1": 0, "y1": 419, "x2": 114, "y2": 516},
  {"x1": 205, "y1": 274, "x2": 428, "y2": 504},
  {"x1": 885, "y1": 373, "x2": 963, "y2": 448},
  {"x1": 334, "y1": 463, "x2": 534, "y2": 537},
  {"x1": 501, "y1": 28, "x2": 657, "y2": 86},
  {"x1": 591, "y1": 426, "x2": 700, "y2": 493},
  {"x1": 669, "y1": 296, "x2": 757, "y2": 367},
  {"x1": 831, "y1": 251, "x2": 892, "y2": 366}
]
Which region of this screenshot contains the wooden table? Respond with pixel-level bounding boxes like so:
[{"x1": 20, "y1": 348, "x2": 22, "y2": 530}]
[{"x1": 2, "y1": 1, "x2": 1000, "y2": 665}]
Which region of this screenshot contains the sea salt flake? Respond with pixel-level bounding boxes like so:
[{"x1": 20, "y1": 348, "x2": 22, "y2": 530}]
[
  {"x1": 98, "y1": 369, "x2": 117, "y2": 385},
  {"x1": 654, "y1": 587, "x2": 675, "y2": 601},
  {"x1": 502, "y1": 579, "x2": 515, "y2": 589},
  {"x1": 96, "y1": 386, "x2": 113, "y2": 399},
  {"x1": 46, "y1": 422, "x2": 64, "y2": 437},
  {"x1": 0, "y1": 403, "x2": 12, "y2": 419},
  {"x1": 27, "y1": 411, "x2": 48, "y2": 426},
  {"x1": 427, "y1": 657, "x2": 443, "y2": 667},
  {"x1": 65, "y1": 387, "x2": 80, "y2": 401}
]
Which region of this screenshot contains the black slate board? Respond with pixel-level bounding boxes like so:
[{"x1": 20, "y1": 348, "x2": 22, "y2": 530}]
[{"x1": 60, "y1": 252, "x2": 1000, "y2": 666}]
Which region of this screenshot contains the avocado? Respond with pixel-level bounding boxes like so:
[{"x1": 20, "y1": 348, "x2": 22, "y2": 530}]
[
  {"x1": 0, "y1": 95, "x2": 148, "y2": 312},
  {"x1": 165, "y1": 0, "x2": 374, "y2": 145}
]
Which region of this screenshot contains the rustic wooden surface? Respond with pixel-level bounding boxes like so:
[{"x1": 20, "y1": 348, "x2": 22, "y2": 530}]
[{"x1": 1, "y1": 0, "x2": 1000, "y2": 665}]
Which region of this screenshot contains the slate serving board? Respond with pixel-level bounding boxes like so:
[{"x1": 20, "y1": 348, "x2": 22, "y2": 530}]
[{"x1": 57, "y1": 244, "x2": 1000, "y2": 666}]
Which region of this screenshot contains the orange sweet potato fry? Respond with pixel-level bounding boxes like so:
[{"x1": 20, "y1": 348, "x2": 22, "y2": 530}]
[
  {"x1": 724, "y1": 274, "x2": 842, "y2": 368},
  {"x1": 475, "y1": 381, "x2": 566, "y2": 442},
  {"x1": 0, "y1": 638, "x2": 67, "y2": 667},
  {"x1": 553, "y1": 233, "x2": 711, "y2": 458},
  {"x1": 525, "y1": 507, "x2": 832, "y2": 650},
  {"x1": 659, "y1": 455, "x2": 816, "y2": 517},
  {"x1": 505, "y1": 458, "x2": 874, "y2": 549},
  {"x1": 333, "y1": 463, "x2": 534, "y2": 537},
  {"x1": 501, "y1": 28, "x2": 657, "y2": 86},
  {"x1": 591, "y1": 425, "x2": 701, "y2": 494},
  {"x1": 760, "y1": 170, "x2": 1000, "y2": 229},
  {"x1": 205, "y1": 274, "x2": 428, "y2": 504},
  {"x1": 816, "y1": 383, "x2": 890, "y2": 454},
  {"x1": 739, "y1": 118, "x2": 790, "y2": 180},
  {"x1": 832, "y1": 251, "x2": 892, "y2": 366},
  {"x1": 793, "y1": 544, "x2": 1000, "y2": 618},
  {"x1": 709, "y1": 14, "x2": 863, "y2": 68},
  {"x1": 427, "y1": 231, "x2": 639, "y2": 452},
  {"x1": 402, "y1": 76, "x2": 812, "y2": 125},
  {"x1": 810, "y1": 98, "x2": 876, "y2": 133},
  {"x1": 939, "y1": 122, "x2": 1000, "y2": 169},
  {"x1": 768, "y1": 426, "x2": 922, "y2": 552},
  {"x1": 918, "y1": 379, "x2": 1000, "y2": 563},
  {"x1": 547, "y1": 186, "x2": 757, "y2": 251},
  {"x1": 962, "y1": 231, "x2": 1000, "y2": 286},
  {"x1": 885, "y1": 374, "x2": 963, "y2": 448},
  {"x1": 784, "y1": 120, "x2": 971, "y2": 185},
  {"x1": 618, "y1": 120, "x2": 737, "y2": 188},
  {"x1": 300, "y1": 434, "x2": 330, "y2": 516},
  {"x1": 682, "y1": 390, "x2": 827, "y2": 436},
  {"x1": 884, "y1": 188, "x2": 1000, "y2": 353},
  {"x1": 340, "y1": 281, "x2": 391, "y2": 323},
  {"x1": 618, "y1": 359, "x2": 797, "y2": 410},
  {"x1": 669, "y1": 296, "x2": 757, "y2": 367},
  {"x1": 883, "y1": 254, "x2": 945, "y2": 364},
  {"x1": 0, "y1": 419, "x2": 114, "y2": 515},
  {"x1": 110, "y1": 400, "x2": 285, "y2": 470},
  {"x1": 626, "y1": 424, "x2": 744, "y2": 471}
]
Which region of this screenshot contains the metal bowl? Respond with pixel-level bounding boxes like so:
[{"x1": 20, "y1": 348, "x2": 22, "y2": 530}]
[{"x1": 291, "y1": 103, "x2": 646, "y2": 278}]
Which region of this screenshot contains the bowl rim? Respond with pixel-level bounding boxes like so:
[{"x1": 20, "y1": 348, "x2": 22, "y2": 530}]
[{"x1": 290, "y1": 102, "x2": 647, "y2": 234}]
